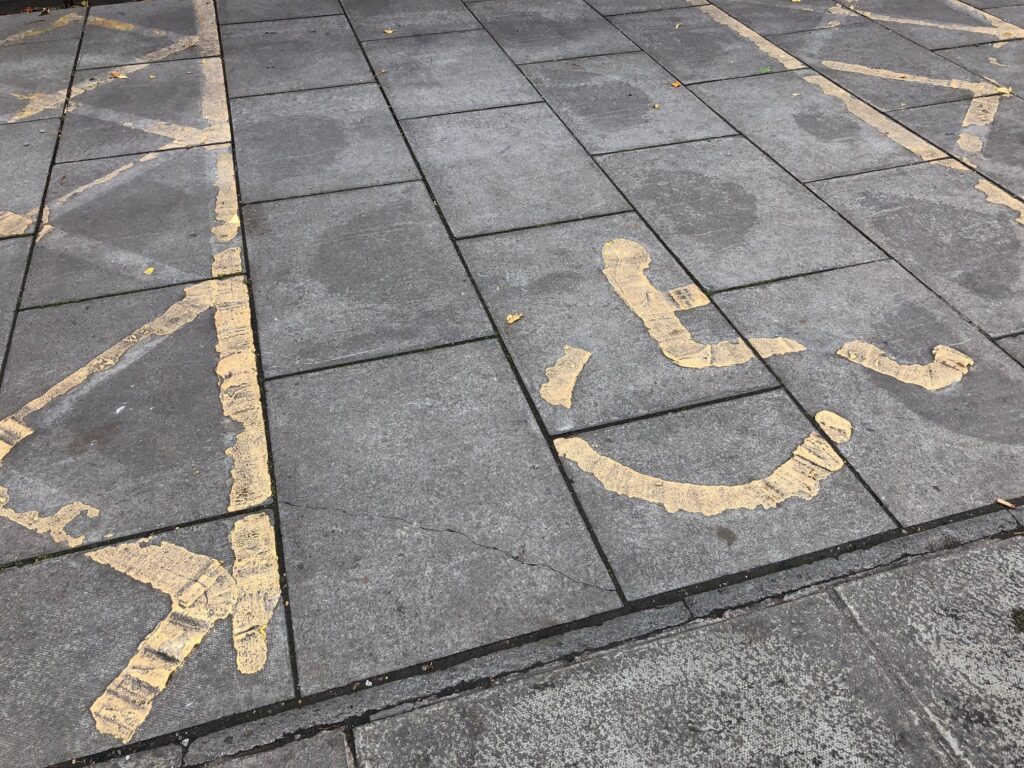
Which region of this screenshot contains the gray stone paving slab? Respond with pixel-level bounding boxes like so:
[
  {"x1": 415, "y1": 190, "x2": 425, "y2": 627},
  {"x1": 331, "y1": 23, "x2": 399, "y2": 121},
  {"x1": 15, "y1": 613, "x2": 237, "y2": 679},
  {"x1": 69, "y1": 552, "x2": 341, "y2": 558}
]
[
  {"x1": 232, "y1": 84, "x2": 418, "y2": 203},
  {"x1": 403, "y1": 103, "x2": 627, "y2": 238},
  {"x1": 769, "y1": 23, "x2": 1002, "y2": 111},
  {"x1": 355, "y1": 593, "x2": 953, "y2": 767},
  {"x1": 611, "y1": 6, "x2": 801, "y2": 84},
  {"x1": 999, "y1": 334, "x2": 1024, "y2": 365},
  {"x1": 0, "y1": 38, "x2": 78, "y2": 124},
  {"x1": 839, "y1": 538, "x2": 1024, "y2": 767},
  {"x1": 940, "y1": 39, "x2": 1024, "y2": 94},
  {"x1": 211, "y1": 730, "x2": 352, "y2": 768},
  {"x1": 560, "y1": 389, "x2": 892, "y2": 598},
  {"x1": 810, "y1": 159, "x2": 1024, "y2": 337},
  {"x1": 0, "y1": 117, "x2": 57, "y2": 238},
  {"x1": 991, "y1": 5, "x2": 1024, "y2": 25},
  {"x1": 472, "y1": 0, "x2": 638, "y2": 64},
  {"x1": 586, "y1": 0, "x2": 701, "y2": 13},
  {"x1": 0, "y1": 7, "x2": 83, "y2": 45},
  {"x1": 221, "y1": 16, "x2": 371, "y2": 98},
  {"x1": 0, "y1": 238, "x2": 29, "y2": 374},
  {"x1": 96, "y1": 744, "x2": 183, "y2": 768},
  {"x1": 244, "y1": 181, "x2": 489, "y2": 377},
  {"x1": 895, "y1": 95, "x2": 1024, "y2": 199},
  {"x1": 0, "y1": 283, "x2": 241, "y2": 564},
  {"x1": 598, "y1": 136, "x2": 883, "y2": 291},
  {"x1": 692, "y1": 69, "x2": 926, "y2": 181},
  {"x1": 716, "y1": 261, "x2": 1024, "y2": 526},
  {"x1": 216, "y1": 0, "x2": 342, "y2": 24},
  {"x1": 25, "y1": 145, "x2": 242, "y2": 307},
  {"x1": 58, "y1": 58, "x2": 230, "y2": 163},
  {"x1": 79, "y1": 0, "x2": 220, "y2": 69},
  {"x1": 366, "y1": 29, "x2": 538, "y2": 119},
  {"x1": 459, "y1": 213, "x2": 776, "y2": 434},
  {"x1": 340, "y1": 0, "x2": 480, "y2": 41},
  {"x1": 522, "y1": 51, "x2": 734, "y2": 154},
  {"x1": 268, "y1": 340, "x2": 620, "y2": 693},
  {"x1": 712, "y1": 0, "x2": 866, "y2": 35},
  {"x1": 0, "y1": 515, "x2": 293, "y2": 768},
  {"x1": 960, "y1": 0, "x2": 1021, "y2": 9},
  {"x1": 841, "y1": 0, "x2": 1024, "y2": 49}
]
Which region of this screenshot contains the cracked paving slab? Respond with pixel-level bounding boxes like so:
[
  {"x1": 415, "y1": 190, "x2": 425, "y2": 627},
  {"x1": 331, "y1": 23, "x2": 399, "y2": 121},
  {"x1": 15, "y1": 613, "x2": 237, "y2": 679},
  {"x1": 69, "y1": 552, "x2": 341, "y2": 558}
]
[{"x1": 267, "y1": 339, "x2": 620, "y2": 693}]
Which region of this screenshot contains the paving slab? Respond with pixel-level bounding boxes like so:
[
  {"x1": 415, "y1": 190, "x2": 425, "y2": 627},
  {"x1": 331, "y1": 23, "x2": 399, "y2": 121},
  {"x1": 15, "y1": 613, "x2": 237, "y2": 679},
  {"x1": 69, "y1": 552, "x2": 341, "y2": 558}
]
[
  {"x1": 939, "y1": 39, "x2": 1024, "y2": 93},
  {"x1": 95, "y1": 744, "x2": 183, "y2": 768},
  {"x1": 839, "y1": 538, "x2": 1024, "y2": 766},
  {"x1": 403, "y1": 103, "x2": 627, "y2": 238},
  {"x1": 459, "y1": 213, "x2": 776, "y2": 434},
  {"x1": 563, "y1": 390, "x2": 892, "y2": 597},
  {"x1": 212, "y1": 730, "x2": 352, "y2": 768},
  {"x1": 340, "y1": 0, "x2": 480, "y2": 41},
  {"x1": 0, "y1": 282, "x2": 249, "y2": 564},
  {"x1": 811, "y1": 159, "x2": 1024, "y2": 337},
  {"x1": 585, "y1": 0, "x2": 701, "y2": 13},
  {"x1": 0, "y1": 514, "x2": 293, "y2": 768},
  {"x1": 991, "y1": 5, "x2": 1024, "y2": 25},
  {"x1": 366, "y1": 29, "x2": 538, "y2": 119},
  {"x1": 692, "y1": 68, "x2": 926, "y2": 181},
  {"x1": 232, "y1": 84, "x2": 418, "y2": 203},
  {"x1": 522, "y1": 51, "x2": 733, "y2": 154},
  {"x1": 25, "y1": 145, "x2": 242, "y2": 307},
  {"x1": 58, "y1": 58, "x2": 230, "y2": 163},
  {"x1": 268, "y1": 340, "x2": 620, "y2": 692},
  {"x1": 472, "y1": 0, "x2": 638, "y2": 64},
  {"x1": 355, "y1": 593, "x2": 953, "y2": 767},
  {"x1": 840, "y1": 0, "x2": 1024, "y2": 49},
  {"x1": 895, "y1": 95, "x2": 1024, "y2": 199},
  {"x1": 769, "y1": 23, "x2": 1002, "y2": 111},
  {"x1": 999, "y1": 334, "x2": 1024, "y2": 365},
  {"x1": 0, "y1": 238, "x2": 29, "y2": 374},
  {"x1": 79, "y1": 0, "x2": 220, "y2": 69},
  {"x1": 0, "y1": 38, "x2": 78, "y2": 124},
  {"x1": 244, "y1": 181, "x2": 489, "y2": 377},
  {"x1": 221, "y1": 15, "x2": 371, "y2": 98},
  {"x1": 598, "y1": 136, "x2": 883, "y2": 291},
  {"x1": 611, "y1": 6, "x2": 802, "y2": 84},
  {"x1": 716, "y1": 261, "x2": 1024, "y2": 526},
  {"x1": 0, "y1": 117, "x2": 57, "y2": 239},
  {"x1": 711, "y1": 0, "x2": 865, "y2": 35},
  {"x1": 0, "y1": 7, "x2": 84, "y2": 46},
  {"x1": 216, "y1": 0, "x2": 341, "y2": 24}
]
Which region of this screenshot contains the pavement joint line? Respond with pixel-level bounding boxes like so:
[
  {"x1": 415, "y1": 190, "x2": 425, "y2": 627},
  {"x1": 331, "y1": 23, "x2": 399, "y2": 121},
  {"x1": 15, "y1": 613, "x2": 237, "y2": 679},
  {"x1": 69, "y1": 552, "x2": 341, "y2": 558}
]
[
  {"x1": 73, "y1": 49, "x2": 218, "y2": 72},
  {"x1": 219, "y1": 12, "x2": 345, "y2": 27},
  {"x1": 238, "y1": 177, "x2": 425, "y2": 208},
  {"x1": 707, "y1": 256, "x2": 893, "y2": 297},
  {"x1": 452, "y1": 207, "x2": 635, "y2": 241},
  {"x1": 799, "y1": 156, "x2": 933, "y2": 183},
  {"x1": 353, "y1": 23, "x2": 481, "y2": 44},
  {"x1": 226, "y1": 78, "x2": 377, "y2": 102},
  {"x1": 590, "y1": 132, "x2": 742, "y2": 157},
  {"x1": 337, "y1": 0, "x2": 632, "y2": 604},
  {"x1": 16, "y1": 272, "x2": 245, "y2": 312},
  {"x1": 393, "y1": 99, "x2": 546, "y2": 122}
]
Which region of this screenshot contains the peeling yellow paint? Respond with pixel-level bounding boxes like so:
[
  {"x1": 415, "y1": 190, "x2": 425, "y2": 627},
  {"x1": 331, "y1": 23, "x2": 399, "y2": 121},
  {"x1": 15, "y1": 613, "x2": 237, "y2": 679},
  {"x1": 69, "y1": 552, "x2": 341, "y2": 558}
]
[
  {"x1": 0, "y1": 488, "x2": 99, "y2": 547},
  {"x1": 87, "y1": 540, "x2": 236, "y2": 742},
  {"x1": 837, "y1": 341, "x2": 974, "y2": 391},
  {"x1": 668, "y1": 283, "x2": 710, "y2": 310},
  {"x1": 230, "y1": 513, "x2": 280, "y2": 674},
  {"x1": 975, "y1": 178, "x2": 1024, "y2": 225},
  {"x1": 958, "y1": 94, "x2": 1001, "y2": 154},
  {"x1": 554, "y1": 410, "x2": 851, "y2": 516},
  {"x1": 815, "y1": 409, "x2": 853, "y2": 443},
  {"x1": 0, "y1": 209, "x2": 36, "y2": 237},
  {"x1": 802, "y1": 74, "x2": 946, "y2": 161},
  {"x1": 212, "y1": 246, "x2": 244, "y2": 277},
  {"x1": 851, "y1": 8, "x2": 1024, "y2": 40},
  {"x1": 540, "y1": 345, "x2": 592, "y2": 409},
  {"x1": 0, "y1": 10, "x2": 82, "y2": 46},
  {"x1": 211, "y1": 278, "x2": 272, "y2": 512},
  {"x1": 750, "y1": 337, "x2": 807, "y2": 358},
  {"x1": 88, "y1": 16, "x2": 138, "y2": 32},
  {"x1": 821, "y1": 59, "x2": 998, "y2": 96},
  {"x1": 698, "y1": 5, "x2": 804, "y2": 69},
  {"x1": 602, "y1": 239, "x2": 803, "y2": 369},
  {"x1": 212, "y1": 147, "x2": 240, "y2": 244}
]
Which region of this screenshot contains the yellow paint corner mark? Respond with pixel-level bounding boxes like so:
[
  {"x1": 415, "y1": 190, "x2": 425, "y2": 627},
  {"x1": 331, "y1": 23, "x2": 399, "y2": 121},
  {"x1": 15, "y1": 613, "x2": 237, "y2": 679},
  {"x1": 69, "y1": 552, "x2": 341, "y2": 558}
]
[
  {"x1": 814, "y1": 410, "x2": 852, "y2": 443},
  {"x1": 230, "y1": 513, "x2": 280, "y2": 674},
  {"x1": 540, "y1": 345, "x2": 592, "y2": 409},
  {"x1": 837, "y1": 341, "x2": 974, "y2": 391}
]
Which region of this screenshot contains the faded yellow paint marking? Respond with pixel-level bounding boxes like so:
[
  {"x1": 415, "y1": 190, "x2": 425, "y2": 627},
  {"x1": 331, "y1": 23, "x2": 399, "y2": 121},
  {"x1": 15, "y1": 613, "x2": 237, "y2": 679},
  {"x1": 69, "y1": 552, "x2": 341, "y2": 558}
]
[
  {"x1": 87, "y1": 16, "x2": 138, "y2": 32},
  {"x1": 0, "y1": 209, "x2": 36, "y2": 237},
  {"x1": 230, "y1": 513, "x2": 280, "y2": 674},
  {"x1": 212, "y1": 246, "x2": 243, "y2": 277},
  {"x1": 750, "y1": 337, "x2": 807, "y2": 357},
  {"x1": 212, "y1": 147, "x2": 240, "y2": 244},
  {"x1": 958, "y1": 94, "x2": 1001, "y2": 154},
  {"x1": 851, "y1": 9, "x2": 1024, "y2": 40},
  {"x1": 193, "y1": 0, "x2": 220, "y2": 56},
  {"x1": 820, "y1": 60, "x2": 997, "y2": 96},
  {"x1": 87, "y1": 540, "x2": 236, "y2": 742},
  {"x1": 540, "y1": 345, "x2": 592, "y2": 409},
  {"x1": 837, "y1": 341, "x2": 974, "y2": 391},
  {"x1": 668, "y1": 283, "x2": 710, "y2": 310},
  {"x1": 815, "y1": 410, "x2": 853, "y2": 443},
  {"x1": 0, "y1": 282, "x2": 215, "y2": 463},
  {"x1": 602, "y1": 239, "x2": 803, "y2": 369},
  {"x1": 554, "y1": 410, "x2": 851, "y2": 516},
  {"x1": 698, "y1": 5, "x2": 804, "y2": 69},
  {"x1": 0, "y1": 488, "x2": 99, "y2": 547},
  {"x1": 975, "y1": 177, "x2": 1024, "y2": 224},
  {"x1": 0, "y1": 10, "x2": 82, "y2": 46},
  {"x1": 212, "y1": 278, "x2": 272, "y2": 512},
  {"x1": 802, "y1": 74, "x2": 946, "y2": 161}
]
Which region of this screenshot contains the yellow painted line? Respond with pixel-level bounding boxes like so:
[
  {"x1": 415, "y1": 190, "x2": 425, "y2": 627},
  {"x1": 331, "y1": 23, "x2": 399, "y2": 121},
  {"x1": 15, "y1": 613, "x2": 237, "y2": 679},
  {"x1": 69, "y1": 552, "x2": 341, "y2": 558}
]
[
  {"x1": 837, "y1": 341, "x2": 974, "y2": 390},
  {"x1": 820, "y1": 60, "x2": 998, "y2": 96},
  {"x1": 957, "y1": 94, "x2": 1001, "y2": 154},
  {"x1": 668, "y1": 283, "x2": 710, "y2": 310},
  {"x1": 0, "y1": 491, "x2": 98, "y2": 547},
  {"x1": 555, "y1": 410, "x2": 852, "y2": 516},
  {"x1": 0, "y1": 209, "x2": 36, "y2": 237},
  {"x1": 698, "y1": 5, "x2": 804, "y2": 70},
  {"x1": 0, "y1": 11, "x2": 82, "y2": 46},
  {"x1": 87, "y1": 16, "x2": 139, "y2": 33},
  {"x1": 212, "y1": 147, "x2": 240, "y2": 245},
  {"x1": 230, "y1": 513, "x2": 281, "y2": 674},
  {"x1": 974, "y1": 177, "x2": 1024, "y2": 225},
  {"x1": 802, "y1": 74, "x2": 946, "y2": 161},
  {"x1": 540, "y1": 345, "x2": 592, "y2": 409},
  {"x1": 852, "y1": 8, "x2": 1024, "y2": 40}
]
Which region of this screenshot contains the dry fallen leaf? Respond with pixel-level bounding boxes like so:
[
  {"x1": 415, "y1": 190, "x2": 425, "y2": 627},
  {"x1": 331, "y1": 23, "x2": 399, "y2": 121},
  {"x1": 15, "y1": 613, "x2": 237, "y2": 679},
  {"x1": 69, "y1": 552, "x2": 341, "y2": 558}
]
[
  {"x1": 674, "y1": 22, "x2": 683, "y2": 29},
  {"x1": 110, "y1": 70, "x2": 127, "y2": 79},
  {"x1": 143, "y1": 266, "x2": 155, "y2": 275},
  {"x1": 997, "y1": 498, "x2": 1017, "y2": 509},
  {"x1": 652, "y1": 102, "x2": 662, "y2": 109},
  {"x1": 506, "y1": 313, "x2": 523, "y2": 325},
  {"x1": 383, "y1": 27, "x2": 395, "y2": 34},
  {"x1": 670, "y1": 81, "x2": 681, "y2": 88}
]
